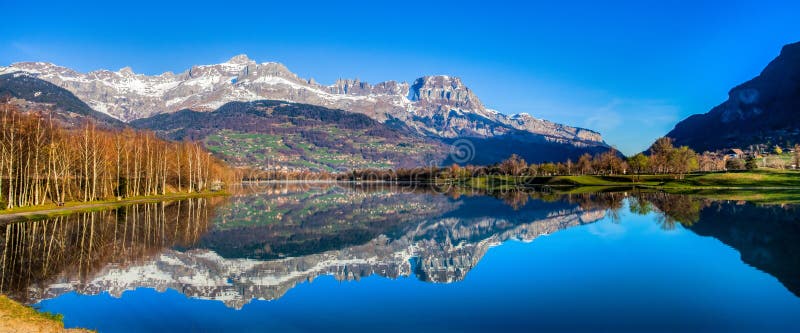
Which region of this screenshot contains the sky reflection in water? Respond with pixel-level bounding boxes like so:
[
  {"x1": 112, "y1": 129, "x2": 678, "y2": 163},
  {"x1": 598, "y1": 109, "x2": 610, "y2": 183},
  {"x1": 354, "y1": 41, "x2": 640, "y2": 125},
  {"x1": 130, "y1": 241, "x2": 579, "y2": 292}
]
[{"x1": 9, "y1": 185, "x2": 799, "y2": 332}]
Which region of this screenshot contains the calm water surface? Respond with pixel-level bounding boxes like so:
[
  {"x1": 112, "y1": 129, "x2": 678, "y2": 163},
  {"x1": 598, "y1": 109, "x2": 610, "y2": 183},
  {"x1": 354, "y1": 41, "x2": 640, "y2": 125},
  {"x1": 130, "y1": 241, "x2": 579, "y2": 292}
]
[{"x1": 1, "y1": 184, "x2": 799, "y2": 332}]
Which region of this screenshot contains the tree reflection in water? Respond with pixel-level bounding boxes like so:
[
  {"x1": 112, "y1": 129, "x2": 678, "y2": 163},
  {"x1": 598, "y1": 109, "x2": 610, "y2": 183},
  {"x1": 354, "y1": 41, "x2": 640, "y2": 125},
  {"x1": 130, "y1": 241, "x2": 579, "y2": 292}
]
[
  {"x1": 632, "y1": 193, "x2": 703, "y2": 229},
  {"x1": 0, "y1": 197, "x2": 221, "y2": 302},
  {"x1": 1, "y1": 184, "x2": 799, "y2": 307}
]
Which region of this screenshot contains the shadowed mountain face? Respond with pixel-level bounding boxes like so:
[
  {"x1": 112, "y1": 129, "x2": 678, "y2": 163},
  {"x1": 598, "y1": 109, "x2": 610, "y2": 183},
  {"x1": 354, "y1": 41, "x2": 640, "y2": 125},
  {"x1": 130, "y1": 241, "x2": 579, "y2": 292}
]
[{"x1": 665, "y1": 41, "x2": 800, "y2": 152}]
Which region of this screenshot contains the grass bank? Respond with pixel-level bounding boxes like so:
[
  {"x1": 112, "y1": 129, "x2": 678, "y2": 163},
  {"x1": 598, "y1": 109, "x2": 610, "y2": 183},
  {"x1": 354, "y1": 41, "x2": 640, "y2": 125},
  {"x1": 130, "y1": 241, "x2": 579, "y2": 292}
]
[
  {"x1": 451, "y1": 169, "x2": 800, "y2": 190},
  {"x1": 0, "y1": 191, "x2": 228, "y2": 222},
  {"x1": 0, "y1": 295, "x2": 93, "y2": 332}
]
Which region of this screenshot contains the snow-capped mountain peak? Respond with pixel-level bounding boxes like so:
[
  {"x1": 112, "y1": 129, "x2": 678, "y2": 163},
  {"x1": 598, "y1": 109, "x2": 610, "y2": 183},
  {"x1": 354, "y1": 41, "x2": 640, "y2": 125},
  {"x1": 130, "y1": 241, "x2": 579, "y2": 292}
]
[
  {"x1": 118, "y1": 66, "x2": 135, "y2": 75},
  {"x1": 1, "y1": 56, "x2": 607, "y2": 145},
  {"x1": 226, "y1": 54, "x2": 254, "y2": 65}
]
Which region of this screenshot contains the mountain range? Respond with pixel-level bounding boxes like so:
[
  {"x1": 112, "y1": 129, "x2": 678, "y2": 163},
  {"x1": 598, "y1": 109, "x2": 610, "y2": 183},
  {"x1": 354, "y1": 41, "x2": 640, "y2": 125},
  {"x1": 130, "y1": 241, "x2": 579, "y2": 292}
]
[
  {"x1": 665, "y1": 41, "x2": 800, "y2": 152},
  {"x1": 4, "y1": 41, "x2": 800, "y2": 166},
  {"x1": 0, "y1": 56, "x2": 611, "y2": 169}
]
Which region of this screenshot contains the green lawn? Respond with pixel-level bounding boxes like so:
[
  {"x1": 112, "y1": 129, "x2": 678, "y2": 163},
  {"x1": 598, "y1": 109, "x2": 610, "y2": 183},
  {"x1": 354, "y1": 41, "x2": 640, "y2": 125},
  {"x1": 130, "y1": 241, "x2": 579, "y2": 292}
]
[
  {"x1": 452, "y1": 169, "x2": 800, "y2": 190},
  {"x1": 442, "y1": 170, "x2": 800, "y2": 206}
]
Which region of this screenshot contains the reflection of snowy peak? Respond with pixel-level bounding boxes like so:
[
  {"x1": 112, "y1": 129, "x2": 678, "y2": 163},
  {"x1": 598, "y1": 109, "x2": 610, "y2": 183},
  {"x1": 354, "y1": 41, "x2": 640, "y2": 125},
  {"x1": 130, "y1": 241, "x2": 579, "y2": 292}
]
[
  {"x1": 29, "y1": 207, "x2": 605, "y2": 309},
  {"x1": 1, "y1": 55, "x2": 605, "y2": 145}
]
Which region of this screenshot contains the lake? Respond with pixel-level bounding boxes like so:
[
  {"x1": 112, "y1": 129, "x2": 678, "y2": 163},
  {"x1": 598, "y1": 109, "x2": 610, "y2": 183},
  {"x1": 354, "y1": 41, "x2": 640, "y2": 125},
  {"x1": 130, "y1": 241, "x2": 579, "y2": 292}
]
[{"x1": 1, "y1": 183, "x2": 799, "y2": 332}]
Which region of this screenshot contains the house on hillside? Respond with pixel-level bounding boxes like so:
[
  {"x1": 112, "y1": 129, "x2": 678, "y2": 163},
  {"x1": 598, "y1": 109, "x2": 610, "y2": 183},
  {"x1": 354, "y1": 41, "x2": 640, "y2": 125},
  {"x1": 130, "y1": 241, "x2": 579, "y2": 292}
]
[{"x1": 726, "y1": 148, "x2": 745, "y2": 159}]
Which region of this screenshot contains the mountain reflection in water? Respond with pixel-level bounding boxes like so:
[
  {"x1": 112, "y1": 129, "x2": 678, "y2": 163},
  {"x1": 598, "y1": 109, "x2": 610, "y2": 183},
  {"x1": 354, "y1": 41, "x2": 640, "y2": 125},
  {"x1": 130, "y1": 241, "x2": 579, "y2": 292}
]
[{"x1": 1, "y1": 183, "x2": 799, "y2": 311}]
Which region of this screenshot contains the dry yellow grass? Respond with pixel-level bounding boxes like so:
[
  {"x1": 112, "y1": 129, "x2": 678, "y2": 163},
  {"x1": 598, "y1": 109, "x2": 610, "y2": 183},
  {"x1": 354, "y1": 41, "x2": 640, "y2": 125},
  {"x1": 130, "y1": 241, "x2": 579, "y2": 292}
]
[{"x1": 0, "y1": 295, "x2": 92, "y2": 333}]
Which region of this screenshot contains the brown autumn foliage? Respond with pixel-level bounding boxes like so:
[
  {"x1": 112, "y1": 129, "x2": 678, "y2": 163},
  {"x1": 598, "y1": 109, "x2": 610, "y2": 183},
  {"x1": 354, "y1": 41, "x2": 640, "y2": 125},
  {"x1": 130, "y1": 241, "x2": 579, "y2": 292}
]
[{"x1": 0, "y1": 102, "x2": 234, "y2": 209}]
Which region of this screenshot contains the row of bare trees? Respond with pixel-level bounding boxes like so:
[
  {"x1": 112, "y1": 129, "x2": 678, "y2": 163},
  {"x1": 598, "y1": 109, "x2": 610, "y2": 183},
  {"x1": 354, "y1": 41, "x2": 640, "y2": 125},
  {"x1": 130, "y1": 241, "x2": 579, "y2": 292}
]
[{"x1": 0, "y1": 103, "x2": 232, "y2": 209}]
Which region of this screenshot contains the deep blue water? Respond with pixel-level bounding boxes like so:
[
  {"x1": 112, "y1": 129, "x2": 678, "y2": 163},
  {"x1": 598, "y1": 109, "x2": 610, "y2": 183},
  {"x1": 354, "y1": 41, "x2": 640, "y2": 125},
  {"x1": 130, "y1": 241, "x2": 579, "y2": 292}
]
[{"x1": 4, "y1": 186, "x2": 799, "y2": 332}]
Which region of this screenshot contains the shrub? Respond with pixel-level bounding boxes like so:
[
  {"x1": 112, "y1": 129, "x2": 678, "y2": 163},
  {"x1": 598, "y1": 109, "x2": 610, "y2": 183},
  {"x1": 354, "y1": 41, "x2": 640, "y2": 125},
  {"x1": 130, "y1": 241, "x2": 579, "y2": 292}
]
[
  {"x1": 745, "y1": 157, "x2": 758, "y2": 170},
  {"x1": 726, "y1": 158, "x2": 746, "y2": 171}
]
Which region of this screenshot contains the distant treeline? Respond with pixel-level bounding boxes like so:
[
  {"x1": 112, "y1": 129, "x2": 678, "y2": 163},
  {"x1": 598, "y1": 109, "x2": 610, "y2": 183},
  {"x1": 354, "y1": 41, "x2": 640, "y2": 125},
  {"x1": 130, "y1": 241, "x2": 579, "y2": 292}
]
[
  {"x1": 0, "y1": 102, "x2": 234, "y2": 209},
  {"x1": 337, "y1": 137, "x2": 774, "y2": 182},
  {"x1": 211, "y1": 137, "x2": 793, "y2": 183}
]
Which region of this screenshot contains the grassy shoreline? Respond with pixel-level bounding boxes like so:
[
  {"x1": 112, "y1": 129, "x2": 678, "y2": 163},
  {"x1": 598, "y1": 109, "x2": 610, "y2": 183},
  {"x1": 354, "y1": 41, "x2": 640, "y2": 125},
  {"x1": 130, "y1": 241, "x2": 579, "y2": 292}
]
[
  {"x1": 0, "y1": 295, "x2": 93, "y2": 332},
  {"x1": 437, "y1": 169, "x2": 800, "y2": 204},
  {"x1": 0, "y1": 191, "x2": 228, "y2": 222},
  {"x1": 447, "y1": 169, "x2": 800, "y2": 190},
  {"x1": 2, "y1": 170, "x2": 798, "y2": 221}
]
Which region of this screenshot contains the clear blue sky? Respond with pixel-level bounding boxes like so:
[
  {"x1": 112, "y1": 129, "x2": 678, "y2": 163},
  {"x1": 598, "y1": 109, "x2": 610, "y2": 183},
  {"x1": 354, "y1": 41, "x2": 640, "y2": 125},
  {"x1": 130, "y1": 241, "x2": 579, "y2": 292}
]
[{"x1": 2, "y1": 0, "x2": 799, "y2": 154}]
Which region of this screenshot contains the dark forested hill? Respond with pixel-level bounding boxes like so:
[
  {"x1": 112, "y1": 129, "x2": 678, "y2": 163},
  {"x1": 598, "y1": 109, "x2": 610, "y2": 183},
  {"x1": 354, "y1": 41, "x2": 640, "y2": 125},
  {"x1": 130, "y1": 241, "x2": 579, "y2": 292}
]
[
  {"x1": 665, "y1": 41, "x2": 800, "y2": 152},
  {"x1": 132, "y1": 100, "x2": 614, "y2": 170},
  {"x1": 132, "y1": 100, "x2": 447, "y2": 171},
  {"x1": 0, "y1": 73, "x2": 123, "y2": 128}
]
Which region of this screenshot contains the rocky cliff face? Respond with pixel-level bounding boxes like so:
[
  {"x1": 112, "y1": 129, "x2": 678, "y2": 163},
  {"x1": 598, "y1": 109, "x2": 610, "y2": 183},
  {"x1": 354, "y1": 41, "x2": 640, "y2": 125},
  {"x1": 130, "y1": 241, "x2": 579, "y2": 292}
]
[
  {"x1": 0, "y1": 55, "x2": 606, "y2": 147},
  {"x1": 665, "y1": 41, "x2": 800, "y2": 152},
  {"x1": 409, "y1": 76, "x2": 485, "y2": 114}
]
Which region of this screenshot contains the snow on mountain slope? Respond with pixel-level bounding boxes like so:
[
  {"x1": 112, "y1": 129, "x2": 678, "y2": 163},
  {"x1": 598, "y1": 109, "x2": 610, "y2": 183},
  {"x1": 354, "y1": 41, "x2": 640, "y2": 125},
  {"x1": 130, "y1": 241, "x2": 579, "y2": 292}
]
[{"x1": 1, "y1": 55, "x2": 606, "y2": 146}]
